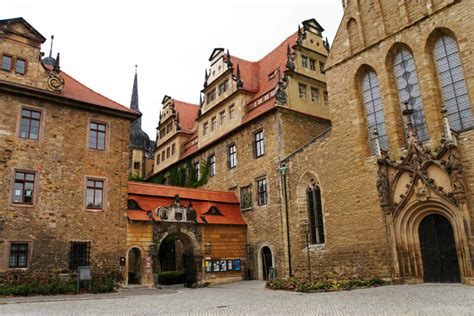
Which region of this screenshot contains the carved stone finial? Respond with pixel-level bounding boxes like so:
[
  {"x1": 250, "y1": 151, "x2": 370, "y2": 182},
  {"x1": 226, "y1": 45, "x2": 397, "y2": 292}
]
[
  {"x1": 276, "y1": 74, "x2": 289, "y2": 105},
  {"x1": 286, "y1": 44, "x2": 295, "y2": 71},
  {"x1": 324, "y1": 37, "x2": 330, "y2": 51},
  {"x1": 402, "y1": 101, "x2": 417, "y2": 144},
  {"x1": 447, "y1": 154, "x2": 465, "y2": 193},
  {"x1": 226, "y1": 49, "x2": 233, "y2": 69},
  {"x1": 296, "y1": 25, "x2": 304, "y2": 46},
  {"x1": 376, "y1": 168, "x2": 391, "y2": 209},
  {"x1": 235, "y1": 64, "x2": 243, "y2": 89},
  {"x1": 49, "y1": 35, "x2": 54, "y2": 58},
  {"x1": 53, "y1": 52, "x2": 60, "y2": 72},
  {"x1": 204, "y1": 69, "x2": 209, "y2": 88}
]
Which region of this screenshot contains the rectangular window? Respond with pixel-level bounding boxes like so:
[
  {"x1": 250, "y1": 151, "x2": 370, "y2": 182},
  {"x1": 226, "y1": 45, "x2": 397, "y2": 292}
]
[
  {"x1": 161, "y1": 150, "x2": 165, "y2": 160},
  {"x1": 69, "y1": 241, "x2": 91, "y2": 270},
  {"x1": 298, "y1": 83, "x2": 307, "y2": 99},
  {"x1": 229, "y1": 104, "x2": 235, "y2": 119},
  {"x1": 311, "y1": 87, "x2": 320, "y2": 103},
  {"x1": 133, "y1": 162, "x2": 140, "y2": 169},
  {"x1": 309, "y1": 59, "x2": 316, "y2": 71},
  {"x1": 156, "y1": 154, "x2": 160, "y2": 165},
  {"x1": 9, "y1": 243, "x2": 28, "y2": 268},
  {"x1": 2, "y1": 55, "x2": 12, "y2": 71},
  {"x1": 240, "y1": 185, "x2": 252, "y2": 210},
  {"x1": 323, "y1": 91, "x2": 329, "y2": 106},
  {"x1": 194, "y1": 161, "x2": 200, "y2": 179},
  {"x1": 209, "y1": 154, "x2": 216, "y2": 177},
  {"x1": 218, "y1": 80, "x2": 229, "y2": 95},
  {"x1": 166, "y1": 123, "x2": 172, "y2": 134},
  {"x1": 203, "y1": 122, "x2": 209, "y2": 135},
  {"x1": 86, "y1": 179, "x2": 104, "y2": 210},
  {"x1": 320, "y1": 62, "x2": 326, "y2": 74},
  {"x1": 166, "y1": 147, "x2": 170, "y2": 158},
  {"x1": 257, "y1": 178, "x2": 267, "y2": 206},
  {"x1": 15, "y1": 58, "x2": 26, "y2": 74},
  {"x1": 301, "y1": 55, "x2": 308, "y2": 68},
  {"x1": 206, "y1": 89, "x2": 216, "y2": 104},
  {"x1": 19, "y1": 108, "x2": 41, "y2": 140},
  {"x1": 12, "y1": 171, "x2": 35, "y2": 205},
  {"x1": 254, "y1": 130, "x2": 265, "y2": 158},
  {"x1": 171, "y1": 144, "x2": 176, "y2": 155},
  {"x1": 211, "y1": 116, "x2": 217, "y2": 131},
  {"x1": 228, "y1": 144, "x2": 237, "y2": 169},
  {"x1": 220, "y1": 111, "x2": 225, "y2": 125},
  {"x1": 89, "y1": 122, "x2": 106, "y2": 150}
]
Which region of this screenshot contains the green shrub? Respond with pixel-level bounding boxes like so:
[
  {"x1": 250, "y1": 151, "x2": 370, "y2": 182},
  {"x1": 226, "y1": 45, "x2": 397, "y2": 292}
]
[
  {"x1": 0, "y1": 278, "x2": 77, "y2": 296},
  {"x1": 266, "y1": 275, "x2": 388, "y2": 293},
  {"x1": 158, "y1": 271, "x2": 185, "y2": 285},
  {"x1": 90, "y1": 276, "x2": 115, "y2": 293}
]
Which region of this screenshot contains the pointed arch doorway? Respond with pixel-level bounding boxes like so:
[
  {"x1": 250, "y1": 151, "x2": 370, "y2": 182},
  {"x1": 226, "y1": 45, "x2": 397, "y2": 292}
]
[{"x1": 419, "y1": 214, "x2": 461, "y2": 283}]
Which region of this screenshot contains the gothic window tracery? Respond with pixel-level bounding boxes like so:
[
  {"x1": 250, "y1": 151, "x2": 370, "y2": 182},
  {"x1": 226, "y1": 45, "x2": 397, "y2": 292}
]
[
  {"x1": 306, "y1": 181, "x2": 324, "y2": 244},
  {"x1": 433, "y1": 35, "x2": 473, "y2": 132},
  {"x1": 361, "y1": 70, "x2": 388, "y2": 154},
  {"x1": 393, "y1": 48, "x2": 429, "y2": 142}
]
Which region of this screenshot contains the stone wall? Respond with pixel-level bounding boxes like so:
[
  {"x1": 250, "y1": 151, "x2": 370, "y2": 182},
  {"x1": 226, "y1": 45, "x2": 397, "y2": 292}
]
[
  {"x1": 126, "y1": 221, "x2": 154, "y2": 286},
  {"x1": 0, "y1": 92, "x2": 130, "y2": 283}
]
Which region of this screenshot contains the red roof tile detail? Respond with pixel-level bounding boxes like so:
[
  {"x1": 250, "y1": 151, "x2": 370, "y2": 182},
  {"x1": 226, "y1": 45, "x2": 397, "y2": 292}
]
[
  {"x1": 40, "y1": 65, "x2": 138, "y2": 116},
  {"x1": 173, "y1": 100, "x2": 199, "y2": 133},
  {"x1": 128, "y1": 181, "x2": 245, "y2": 225}
]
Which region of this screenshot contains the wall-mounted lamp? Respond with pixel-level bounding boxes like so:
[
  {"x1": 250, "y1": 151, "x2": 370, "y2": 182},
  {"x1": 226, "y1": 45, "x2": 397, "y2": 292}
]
[{"x1": 205, "y1": 241, "x2": 212, "y2": 255}]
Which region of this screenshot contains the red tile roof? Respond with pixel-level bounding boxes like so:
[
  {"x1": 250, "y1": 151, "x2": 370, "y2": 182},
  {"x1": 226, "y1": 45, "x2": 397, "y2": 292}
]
[
  {"x1": 128, "y1": 181, "x2": 245, "y2": 225},
  {"x1": 43, "y1": 65, "x2": 138, "y2": 116},
  {"x1": 173, "y1": 100, "x2": 199, "y2": 134}
]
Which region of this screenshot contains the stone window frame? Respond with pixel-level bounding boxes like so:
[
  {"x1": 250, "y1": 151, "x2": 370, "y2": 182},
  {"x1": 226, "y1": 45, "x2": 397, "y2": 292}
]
[
  {"x1": 211, "y1": 116, "x2": 217, "y2": 131},
  {"x1": 83, "y1": 175, "x2": 107, "y2": 212},
  {"x1": 298, "y1": 83, "x2": 307, "y2": 99},
  {"x1": 307, "y1": 183, "x2": 325, "y2": 245},
  {"x1": 219, "y1": 110, "x2": 226, "y2": 125},
  {"x1": 309, "y1": 58, "x2": 316, "y2": 71},
  {"x1": 208, "y1": 154, "x2": 216, "y2": 177},
  {"x1": 301, "y1": 54, "x2": 308, "y2": 68},
  {"x1": 229, "y1": 104, "x2": 235, "y2": 120},
  {"x1": 9, "y1": 167, "x2": 39, "y2": 208},
  {"x1": 14, "y1": 55, "x2": 28, "y2": 75},
  {"x1": 310, "y1": 87, "x2": 320, "y2": 103},
  {"x1": 1, "y1": 53, "x2": 13, "y2": 72},
  {"x1": 69, "y1": 240, "x2": 91, "y2": 270},
  {"x1": 16, "y1": 104, "x2": 46, "y2": 142},
  {"x1": 0, "y1": 240, "x2": 34, "y2": 271},
  {"x1": 253, "y1": 129, "x2": 265, "y2": 158},
  {"x1": 87, "y1": 119, "x2": 110, "y2": 152},
  {"x1": 256, "y1": 176, "x2": 268, "y2": 206},
  {"x1": 203, "y1": 122, "x2": 209, "y2": 136},
  {"x1": 228, "y1": 143, "x2": 237, "y2": 169}
]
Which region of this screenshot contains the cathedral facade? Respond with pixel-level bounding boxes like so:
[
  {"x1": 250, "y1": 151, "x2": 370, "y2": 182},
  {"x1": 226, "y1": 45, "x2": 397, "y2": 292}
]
[{"x1": 281, "y1": 0, "x2": 473, "y2": 284}]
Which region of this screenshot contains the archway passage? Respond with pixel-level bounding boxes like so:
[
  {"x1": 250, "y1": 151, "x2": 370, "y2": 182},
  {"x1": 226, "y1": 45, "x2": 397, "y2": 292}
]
[
  {"x1": 261, "y1": 246, "x2": 273, "y2": 280},
  {"x1": 128, "y1": 248, "x2": 142, "y2": 285},
  {"x1": 419, "y1": 214, "x2": 461, "y2": 283},
  {"x1": 158, "y1": 233, "x2": 196, "y2": 287}
]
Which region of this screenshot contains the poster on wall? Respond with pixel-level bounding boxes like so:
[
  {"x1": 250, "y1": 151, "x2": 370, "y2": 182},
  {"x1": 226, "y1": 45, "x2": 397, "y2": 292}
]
[
  {"x1": 213, "y1": 260, "x2": 220, "y2": 272},
  {"x1": 205, "y1": 260, "x2": 212, "y2": 273},
  {"x1": 227, "y1": 260, "x2": 233, "y2": 271},
  {"x1": 220, "y1": 260, "x2": 227, "y2": 272},
  {"x1": 234, "y1": 259, "x2": 241, "y2": 271}
]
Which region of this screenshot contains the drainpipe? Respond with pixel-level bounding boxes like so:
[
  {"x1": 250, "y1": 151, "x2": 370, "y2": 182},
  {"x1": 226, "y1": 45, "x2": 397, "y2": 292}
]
[{"x1": 278, "y1": 162, "x2": 292, "y2": 277}]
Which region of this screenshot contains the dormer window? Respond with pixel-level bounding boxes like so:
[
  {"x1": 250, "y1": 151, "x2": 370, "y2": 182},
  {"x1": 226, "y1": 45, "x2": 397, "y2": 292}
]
[
  {"x1": 1, "y1": 55, "x2": 12, "y2": 71},
  {"x1": 15, "y1": 58, "x2": 26, "y2": 74}
]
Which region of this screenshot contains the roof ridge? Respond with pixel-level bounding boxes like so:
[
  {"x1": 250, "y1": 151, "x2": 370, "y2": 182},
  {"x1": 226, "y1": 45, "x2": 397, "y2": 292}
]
[{"x1": 129, "y1": 181, "x2": 237, "y2": 196}]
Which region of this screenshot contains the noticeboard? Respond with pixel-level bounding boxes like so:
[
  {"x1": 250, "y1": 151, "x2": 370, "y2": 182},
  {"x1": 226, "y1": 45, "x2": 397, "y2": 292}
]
[{"x1": 78, "y1": 266, "x2": 92, "y2": 280}]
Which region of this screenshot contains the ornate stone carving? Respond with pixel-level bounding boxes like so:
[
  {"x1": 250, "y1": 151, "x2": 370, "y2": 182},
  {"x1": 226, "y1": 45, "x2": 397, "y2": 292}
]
[
  {"x1": 47, "y1": 72, "x2": 64, "y2": 91},
  {"x1": 377, "y1": 134, "x2": 466, "y2": 215},
  {"x1": 275, "y1": 74, "x2": 288, "y2": 105},
  {"x1": 286, "y1": 44, "x2": 295, "y2": 72}
]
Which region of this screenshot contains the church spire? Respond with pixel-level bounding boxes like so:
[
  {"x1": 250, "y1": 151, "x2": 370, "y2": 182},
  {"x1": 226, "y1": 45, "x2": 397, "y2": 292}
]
[{"x1": 130, "y1": 65, "x2": 139, "y2": 111}]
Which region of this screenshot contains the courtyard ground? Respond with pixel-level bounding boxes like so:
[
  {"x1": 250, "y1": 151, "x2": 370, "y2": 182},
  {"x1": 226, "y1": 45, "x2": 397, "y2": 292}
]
[{"x1": 0, "y1": 280, "x2": 472, "y2": 315}]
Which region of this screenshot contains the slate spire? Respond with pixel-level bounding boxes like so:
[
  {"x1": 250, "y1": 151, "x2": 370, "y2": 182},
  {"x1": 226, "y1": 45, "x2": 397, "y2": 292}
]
[{"x1": 130, "y1": 65, "x2": 139, "y2": 111}]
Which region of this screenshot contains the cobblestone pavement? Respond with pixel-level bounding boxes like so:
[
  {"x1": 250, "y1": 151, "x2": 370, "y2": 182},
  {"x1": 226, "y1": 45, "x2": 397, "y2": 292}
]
[{"x1": 0, "y1": 281, "x2": 473, "y2": 315}]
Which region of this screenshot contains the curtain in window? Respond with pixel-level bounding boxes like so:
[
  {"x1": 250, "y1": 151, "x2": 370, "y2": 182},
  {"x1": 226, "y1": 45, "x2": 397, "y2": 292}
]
[
  {"x1": 361, "y1": 71, "x2": 388, "y2": 154},
  {"x1": 393, "y1": 49, "x2": 429, "y2": 142},
  {"x1": 433, "y1": 36, "x2": 473, "y2": 132}
]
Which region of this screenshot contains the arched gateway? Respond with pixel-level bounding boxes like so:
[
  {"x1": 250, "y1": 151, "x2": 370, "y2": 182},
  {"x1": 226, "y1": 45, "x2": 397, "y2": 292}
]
[{"x1": 376, "y1": 135, "x2": 472, "y2": 284}]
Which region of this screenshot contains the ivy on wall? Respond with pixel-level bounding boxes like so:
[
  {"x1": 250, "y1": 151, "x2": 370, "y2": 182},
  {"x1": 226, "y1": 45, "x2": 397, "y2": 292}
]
[{"x1": 149, "y1": 158, "x2": 209, "y2": 188}]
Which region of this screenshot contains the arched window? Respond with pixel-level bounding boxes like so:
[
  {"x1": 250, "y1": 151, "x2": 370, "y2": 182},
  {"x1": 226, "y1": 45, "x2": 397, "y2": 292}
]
[
  {"x1": 433, "y1": 36, "x2": 473, "y2": 132},
  {"x1": 361, "y1": 71, "x2": 388, "y2": 154},
  {"x1": 393, "y1": 49, "x2": 429, "y2": 142},
  {"x1": 306, "y1": 185, "x2": 324, "y2": 244}
]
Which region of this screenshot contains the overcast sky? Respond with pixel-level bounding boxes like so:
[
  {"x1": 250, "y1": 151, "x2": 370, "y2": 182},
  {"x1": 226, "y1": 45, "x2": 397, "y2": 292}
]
[{"x1": 3, "y1": 0, "x2": 344, "y2": 137}]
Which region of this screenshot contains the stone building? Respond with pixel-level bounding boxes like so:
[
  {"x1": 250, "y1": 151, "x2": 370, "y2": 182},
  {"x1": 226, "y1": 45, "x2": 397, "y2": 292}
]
[
  {"x1": 149, "y1": 19, "x2": 332, "y2": 280},
  {"x1": 280, "y1": 0, "x2": 473, "y2": 284},
  {"x1": 126, "y1": 181, "x2": 246, "y2": 287},
  {"x1": 128, "y1": 66, "x2": 155, "y2": 179},
  {"x1": 0, "y1": 18, "x2": 139, "y2": 283}
]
